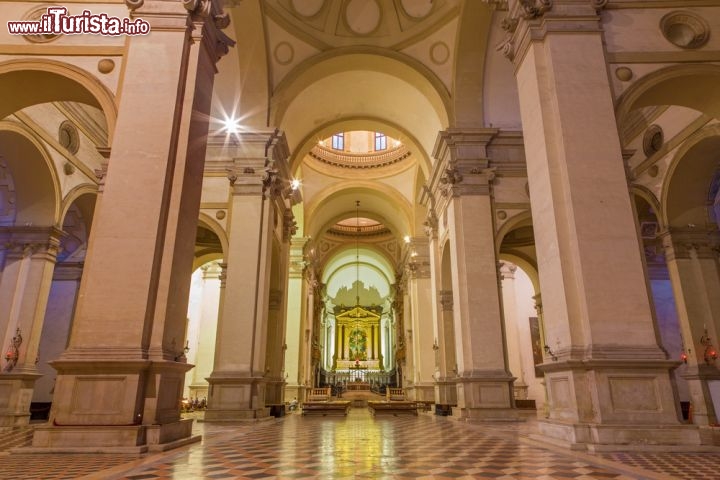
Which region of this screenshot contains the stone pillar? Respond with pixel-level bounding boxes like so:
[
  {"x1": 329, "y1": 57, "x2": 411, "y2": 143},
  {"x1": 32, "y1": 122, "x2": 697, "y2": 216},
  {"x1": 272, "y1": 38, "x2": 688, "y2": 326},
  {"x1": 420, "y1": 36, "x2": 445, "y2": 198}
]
[
  {"x1": 427, "y1": 129, "x2": 516, "y2": 421},
  {"x1": 0, "y1": 227, "x2": 63, "y2": 428},
  {"x1": 284, "y1": 238, "x2": 308, "y2": 402},
  {"x1": 661, "y1": 229, "x2": 720, "y2": 427},
  {"x1": 504, "y1": 0, "x2": 700, "y2": 448},
  {"x1": 500, "y1": 262, "x2": 527, "y2": 399},
  {"x1": 434, "y1": 290, "x2": 458, "y2": 407},
  {"x1": 33, "y1": 262, "x2": 84, "y2": 404},
  {"x1": 205, "y1": 129, "x2": 291, "y2": 420},
  {"x1": 32, "y1": 0, "x2": 233, "y2": 451},
  {"x1": 186, "y1": 263, "x2": 221, "y2": 401},
  {"x1": 405, "y1": 238, "x2": 435, "y2": 402}
]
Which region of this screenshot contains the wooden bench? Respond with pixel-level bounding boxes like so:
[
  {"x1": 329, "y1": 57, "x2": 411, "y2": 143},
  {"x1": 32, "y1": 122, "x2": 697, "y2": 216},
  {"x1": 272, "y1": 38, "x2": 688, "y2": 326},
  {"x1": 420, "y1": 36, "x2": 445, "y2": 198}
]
[
  {"x1": 368, "y1": 388, "x2": 417, "y2": 416},
  {"x1": 368, "y1": 400, "x2": 418, "y2": 416},
  {"x1": 302, "y1": 387, "x2": 351, "y2": 416}
]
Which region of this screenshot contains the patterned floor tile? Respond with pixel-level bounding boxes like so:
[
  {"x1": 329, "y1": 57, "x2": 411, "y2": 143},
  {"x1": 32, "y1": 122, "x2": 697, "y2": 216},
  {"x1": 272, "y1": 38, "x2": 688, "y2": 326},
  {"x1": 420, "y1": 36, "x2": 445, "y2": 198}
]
[{"x1": 1, "y1": 410, "x2": 719, "y2": 479}]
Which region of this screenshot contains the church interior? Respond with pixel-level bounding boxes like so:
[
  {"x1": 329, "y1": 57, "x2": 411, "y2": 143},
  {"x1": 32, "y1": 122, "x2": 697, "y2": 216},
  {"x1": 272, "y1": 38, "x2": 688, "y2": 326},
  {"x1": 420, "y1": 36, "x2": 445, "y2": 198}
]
[{"x1": 1, "y1": 0, "x2": 720, "y2": 477}]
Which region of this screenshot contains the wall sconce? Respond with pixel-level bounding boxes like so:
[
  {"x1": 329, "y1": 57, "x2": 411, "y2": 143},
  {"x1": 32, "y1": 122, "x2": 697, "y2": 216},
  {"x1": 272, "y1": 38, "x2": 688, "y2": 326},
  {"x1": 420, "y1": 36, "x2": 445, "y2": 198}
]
[
  {"x1": 174, "y1": 340, "x2": 190, "y2": 362},
  {"x1": 4, "y1": 328, "x2": 22, "y2": 371},
  {"x1": 544, "y1": 344, "x2": 557, "y2": 362},
  {"x1": 700, "y1": 329, "x2": 718, "y2": 365}
]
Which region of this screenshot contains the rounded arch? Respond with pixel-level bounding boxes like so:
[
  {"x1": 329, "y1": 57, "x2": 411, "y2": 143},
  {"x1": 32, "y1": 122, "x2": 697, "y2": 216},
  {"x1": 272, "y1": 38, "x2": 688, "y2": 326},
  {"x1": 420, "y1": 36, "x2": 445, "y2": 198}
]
[
  {"x1": 273, "y1": 51, "x2": 450, "y2": 166},
  {"x1": 320, "y1": 243, "x2": 397, "y2": 284},
  {"x1": 661, "y1": 124, "x2": 720, "y2": 228},
  {"x1": 616, "y1": 64, "x2": 720, "y2": 125},
  {"x1": 290, "y1": 116, "x2": 431, "y2": 178},
  {"x1": 630, "y1": 184, "x2": 664, "y2": 231},
  {"x1": 61, "y1": 184, "x2": 98, "y2": 222},
  {"x1": 198, "y1": 212, "x2": 229, "y2": 255},
  {"x1": 305, "y1": 182, "x2": 413, "y2": 239},
  {"x1": 498, "y1": 252, "x2": 540, "y2": 295},
  {"x1": 0, "y1": 59, "x2": 117, "y2": 144},
  {"x1": 440, "y1": 237, "x2": 453, "y2": 291},
  {"x1": 0, "y1": 121, "x2": 60, "y2": 225},
  {"x1": 495, "y1": 210, "x2": 533, "y2": 252}
]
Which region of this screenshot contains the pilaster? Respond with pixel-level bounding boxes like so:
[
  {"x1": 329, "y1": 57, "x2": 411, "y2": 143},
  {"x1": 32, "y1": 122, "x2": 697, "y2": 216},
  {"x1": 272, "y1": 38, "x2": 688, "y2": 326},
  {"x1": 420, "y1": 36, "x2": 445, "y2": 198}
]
[
  {"x1": 509, "y1": 0, "x2": 704, "y2": 449},
  {"x1": 284, "y1": 237, "x2": 309, "y2": 402},
  {"x1": 660, "y1": 228, "x2": 720, "y2": 427},
  {"x1": 0, "y1": 226, "x2": 63, "y2": 428},
  {"x1": 205, "y1": 128, "x2": 292, "y2": 421},
  {"x1": 425, "y1": 129, "x2": 517, "y2": 421},
  {"x1": 403, "y1": 237, "x2": 435, "y2": 403},
  {"x1": 31, "y1": 0, "x2": 233, "y2": 451}
]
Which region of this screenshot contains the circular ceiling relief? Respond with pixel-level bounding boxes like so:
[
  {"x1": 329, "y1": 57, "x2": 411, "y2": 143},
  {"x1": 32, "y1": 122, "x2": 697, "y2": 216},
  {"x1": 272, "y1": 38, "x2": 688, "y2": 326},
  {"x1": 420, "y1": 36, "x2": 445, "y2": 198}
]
[
  {"x1": 430, "y1": 41, "x2": 450, "y2": 64},
  {"x1": 660, "y1": 11, "x2": 710, "y2": 49},
  {"x1": 274, "y1": 41, "x2": 295, "y2": 65},
  {"x1": 291, "y1": 0, "x2": 324, "y2": 17},
  {"x1": 346, "y1": 0, "x2": 381, "y2": 35},
  {"x1": 401, "y1": 0, "x2": 433, "y2": 18}
]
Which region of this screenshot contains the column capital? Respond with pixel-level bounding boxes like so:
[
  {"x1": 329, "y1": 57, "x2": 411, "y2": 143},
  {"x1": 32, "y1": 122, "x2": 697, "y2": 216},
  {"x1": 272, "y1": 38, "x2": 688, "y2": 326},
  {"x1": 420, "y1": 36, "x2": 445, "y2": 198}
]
[
  {"x1": 498, "y1": 0, "x2": 604, "y2": 66},
  {"x1": 125, "y1": 0, "x2": 235, "y2": 62},
  {"x1": 0, "y1": 225, "x2": 65, "y2": 261},
  {"x1": 425, "y1": 129, "x2": 499, "y2": 207},
  {"x1": 226, "y1": 129, "x2": 292, "y2": 199},
  {"x1": 659, "y1": 227, "x2": 719, "y2": 261},
  {"x1": 403, "y1": 237, "x2": 431, "y2": 279}
]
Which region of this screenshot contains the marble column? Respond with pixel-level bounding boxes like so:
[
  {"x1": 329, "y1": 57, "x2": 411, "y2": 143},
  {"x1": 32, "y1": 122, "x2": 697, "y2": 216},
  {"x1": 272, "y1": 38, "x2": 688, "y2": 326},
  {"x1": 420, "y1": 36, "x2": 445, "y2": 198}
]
[
  {"x1": 405, "y1": 237, "x2": 435, "y2": 402},
  {"x1": 661, "y1": 229, "x2": 720, "y2": 428},
  {"x1": 205, "y1": 129, "x2": 291, "y2": 420},
  {"x1": 284, "y1": 237, "x2": 308, "y2": 402},
  {"x1": 32, "y1": 0, "x2": 233, "y2": 451},
  {"x1": 0, "y1": 227, "x2": 63, "y2": 428},
  {"x1": 505, "y1": 0, "x2": 700, "y2": 448},
  {"x1": 500, "y1": 262, "x2": 527, "y2": 399},
  {"x1": 427, "y1": 129, "x2": 516, "y2": 421},
  {"x1": 33, "y1": 262, "x2": 84, "y2": 404},
  {"x1": 186, "y1": 263, "x2": 221, "y2": 401}
]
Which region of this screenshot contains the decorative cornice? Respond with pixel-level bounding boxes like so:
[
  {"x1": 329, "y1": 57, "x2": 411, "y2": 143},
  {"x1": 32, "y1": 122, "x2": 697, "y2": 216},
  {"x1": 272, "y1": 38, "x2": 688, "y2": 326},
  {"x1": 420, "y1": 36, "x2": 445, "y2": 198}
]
[
  {"x1": 0, "y1": 226, "x2": 66, "y2": 260},
  {"x1": 659, "y1": 228, "x2": 720, "y2": 261},
  {"x1": 500, "y1": 0, "x2": 604, "y2": 67}
]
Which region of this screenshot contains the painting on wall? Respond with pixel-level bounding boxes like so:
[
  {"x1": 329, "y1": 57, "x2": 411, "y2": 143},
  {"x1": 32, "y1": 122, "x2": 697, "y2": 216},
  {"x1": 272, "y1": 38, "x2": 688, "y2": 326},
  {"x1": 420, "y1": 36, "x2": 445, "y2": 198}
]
[{"x1": 529, "y1": 316, "x2": 543, "y2": 378}]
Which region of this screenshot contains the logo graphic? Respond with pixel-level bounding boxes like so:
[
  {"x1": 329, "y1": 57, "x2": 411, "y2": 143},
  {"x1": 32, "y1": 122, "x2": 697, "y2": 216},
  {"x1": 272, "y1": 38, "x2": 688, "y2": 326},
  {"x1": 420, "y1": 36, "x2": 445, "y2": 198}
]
[{"x1": 8, "y1": 7, "x2": 150, "y2": 36}]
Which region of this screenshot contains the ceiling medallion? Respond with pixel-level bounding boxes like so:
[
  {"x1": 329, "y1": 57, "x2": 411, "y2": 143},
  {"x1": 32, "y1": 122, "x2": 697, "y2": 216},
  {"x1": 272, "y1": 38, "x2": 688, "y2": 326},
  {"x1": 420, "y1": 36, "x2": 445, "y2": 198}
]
[
  {"x1": 291, "y1": 0, "x2": 324, "y2": 17},
  {"x1": 22, "y1": 6, "x2": 61, "y2": 43},
  {"x1": 430, "y1": 41, "x2": 450, "y2": 65},
  {"x1": 400, "y1": 0, "x2": 433, "y2": 19},
  {"x1": 274, "y1": 41, "x2": 295, "y2": 65},
  {"x1": 660, "y1": 11, "x2": 710, "y2": 49},
  {"x1": 345, "y1": 0, "x2": 381, "y2": 35}
]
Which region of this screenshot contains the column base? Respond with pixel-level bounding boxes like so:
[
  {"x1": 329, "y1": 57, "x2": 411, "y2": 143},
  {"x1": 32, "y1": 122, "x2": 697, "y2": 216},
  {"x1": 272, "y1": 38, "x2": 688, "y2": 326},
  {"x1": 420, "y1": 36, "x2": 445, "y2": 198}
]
[
  {"x1": 25, "y1": 418, "x2": 198, "y2": 454},
  {"x1": 0, "y1": 371, "x2": 41, "y2": 429},
  {"x1": 453, "y1": 372, "x2": 519, "y2": 421},
  {"x1": 434, "y1": 379, "x2": 457, "y2": 406},
  {"x1": 204, "y1": 374, "x2": 270, "y2": 421},
  {"x1": 533, "y1": 420, "x2": 719, "y2": 452},
  {"x1": 407, "y1": 383, "x2": 434, "y2": 402},
  {"x1": 682, "y1": 364, "x2": 720, "y2": 426}
]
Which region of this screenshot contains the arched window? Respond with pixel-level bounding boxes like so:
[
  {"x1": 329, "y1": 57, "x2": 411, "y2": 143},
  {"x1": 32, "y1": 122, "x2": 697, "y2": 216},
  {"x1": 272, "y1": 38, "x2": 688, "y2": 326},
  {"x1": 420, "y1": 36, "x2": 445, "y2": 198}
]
[
  {"x1": 374, "y1": 132, "x2": 386, "y2": 151},
  {"x1": 332, "y1": 133, "x2": 344, "y2": 150}
]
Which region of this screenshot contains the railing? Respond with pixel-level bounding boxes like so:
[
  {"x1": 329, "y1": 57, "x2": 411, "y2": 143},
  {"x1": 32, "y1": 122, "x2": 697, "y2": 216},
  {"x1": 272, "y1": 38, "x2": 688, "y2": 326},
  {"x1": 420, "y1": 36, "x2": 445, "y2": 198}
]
[{"x1": 309, "y1": 144, "x2": 411, "y2": 169}]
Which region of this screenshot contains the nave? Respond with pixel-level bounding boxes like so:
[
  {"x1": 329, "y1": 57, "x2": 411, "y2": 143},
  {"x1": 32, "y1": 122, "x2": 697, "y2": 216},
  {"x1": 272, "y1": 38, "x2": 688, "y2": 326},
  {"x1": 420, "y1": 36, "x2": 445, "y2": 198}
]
[{"x1": 1, "y1": 409, "x2": 719, "y2": 480}]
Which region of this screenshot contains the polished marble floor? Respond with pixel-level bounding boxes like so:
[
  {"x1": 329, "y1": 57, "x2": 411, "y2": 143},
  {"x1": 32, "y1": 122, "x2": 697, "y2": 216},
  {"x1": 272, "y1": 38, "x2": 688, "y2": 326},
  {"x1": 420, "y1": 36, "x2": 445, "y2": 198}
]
[{"x1": 1, "y1": 409, "x2": 719, "y2": 479}]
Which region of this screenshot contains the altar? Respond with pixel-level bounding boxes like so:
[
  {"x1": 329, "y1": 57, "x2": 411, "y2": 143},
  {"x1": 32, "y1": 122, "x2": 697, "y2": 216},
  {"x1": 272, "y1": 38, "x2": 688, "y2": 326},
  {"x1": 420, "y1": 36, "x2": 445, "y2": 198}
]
[{"x1": 346, "y1": 382, "x2": 371, "y2": 391}]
